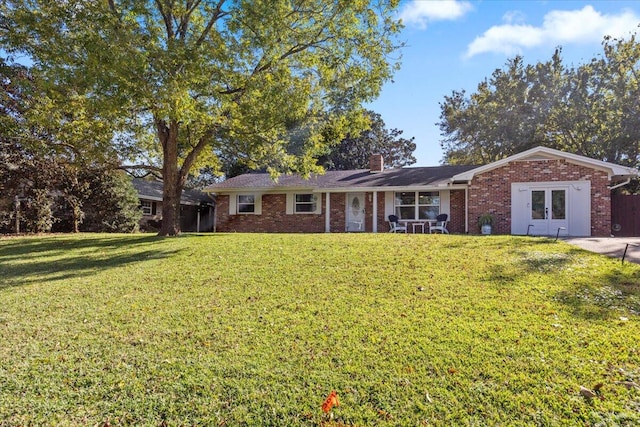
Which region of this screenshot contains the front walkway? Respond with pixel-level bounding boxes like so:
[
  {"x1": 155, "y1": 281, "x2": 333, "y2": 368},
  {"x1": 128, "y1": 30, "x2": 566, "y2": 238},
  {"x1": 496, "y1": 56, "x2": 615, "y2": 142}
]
[{"x1": 563, "y1": 237, "x2": 640, "y2": 264}]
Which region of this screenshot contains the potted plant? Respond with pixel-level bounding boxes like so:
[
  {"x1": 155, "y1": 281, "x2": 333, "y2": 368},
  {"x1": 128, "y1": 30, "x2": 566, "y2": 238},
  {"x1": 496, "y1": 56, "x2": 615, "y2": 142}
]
[{"x1": 478, "y1": 213, "x2": 494, "y2": 235}]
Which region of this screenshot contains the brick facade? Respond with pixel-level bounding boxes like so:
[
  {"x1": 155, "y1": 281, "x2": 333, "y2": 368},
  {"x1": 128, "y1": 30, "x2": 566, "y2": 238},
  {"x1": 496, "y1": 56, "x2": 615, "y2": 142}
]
[
  {"x1": 467, "y1": 159, "x2": 611, "y2": 236},
  {"x1": 215, "y1": 194, "x2": 324, "y2": 233},
  {"x1": 216, "y1": 192, "x2": 381, "y2": 233},
  {"x1": 213, "y1": 159, "x2": 613, "y2": 236},
  {"x1": 449, "y1": 189, "x2": 466, "y2": 234},
  {"x1": 216, "y1": 190, "x2": 468, "y2": 234}
]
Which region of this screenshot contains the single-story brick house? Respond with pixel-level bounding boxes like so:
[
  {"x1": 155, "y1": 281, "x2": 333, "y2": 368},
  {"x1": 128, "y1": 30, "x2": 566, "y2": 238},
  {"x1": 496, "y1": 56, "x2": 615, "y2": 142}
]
[
  {"x1": 132, "y1": 178, "x2": 215, "y2": 232},
  {"x1": 204, "y1": 147, "x2": 638, "y2": 236}
]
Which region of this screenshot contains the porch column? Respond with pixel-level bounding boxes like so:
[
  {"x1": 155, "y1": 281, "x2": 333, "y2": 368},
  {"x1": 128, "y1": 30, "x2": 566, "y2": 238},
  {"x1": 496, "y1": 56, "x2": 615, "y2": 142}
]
[
  {"x1": 325, "y1": 192, "x2": 331, "y2": 233},
  {"x1": 372, "y1": 191, "x2": 378, "y2": 233}
]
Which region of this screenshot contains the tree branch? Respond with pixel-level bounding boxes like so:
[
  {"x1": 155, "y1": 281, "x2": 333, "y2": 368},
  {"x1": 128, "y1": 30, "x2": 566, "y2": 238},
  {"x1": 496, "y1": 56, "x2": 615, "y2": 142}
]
[
  {"x1": 179, "y1": 126, "x2": 216, "y2": 183},
  {"x1": 155, "y1": 0, "x2": 174, "y2": 40},
  {"x1": 194, "y1": 0, "x2": 228, "y2": 48}
]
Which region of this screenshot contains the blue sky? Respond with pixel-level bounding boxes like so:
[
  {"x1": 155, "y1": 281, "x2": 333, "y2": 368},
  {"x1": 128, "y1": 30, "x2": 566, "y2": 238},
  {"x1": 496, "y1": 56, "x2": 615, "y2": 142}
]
[{"x1": 370, "y1": 0, "x2": 640, "y2": 166}]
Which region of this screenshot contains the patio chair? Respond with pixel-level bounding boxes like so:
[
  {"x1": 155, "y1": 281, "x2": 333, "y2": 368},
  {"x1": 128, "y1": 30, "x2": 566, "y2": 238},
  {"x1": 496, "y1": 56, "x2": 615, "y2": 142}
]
[
  {"x1": 429, "y1": 214, "x2": 449, "y2": 234},
  {"x1": 388, "y1": 215, "x2": 407, "y2": 233}
]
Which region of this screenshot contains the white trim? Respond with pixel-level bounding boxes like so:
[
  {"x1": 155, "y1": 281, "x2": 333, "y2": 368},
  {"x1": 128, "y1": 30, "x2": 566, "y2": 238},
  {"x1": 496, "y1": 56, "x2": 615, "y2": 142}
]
[
  {"x1": 384, "y1": 192, "x2": 394, "y2": 220},
  {"x1": 140, "y1": 200, "x2": 153, "y2": 215},
  {"x1": 286, "y1": 192, "x2": 321, "y2": 214},
  {"x1": 392, "y1": 190, "x2": 442, "y2": 221},
  {"x1": 325, "y1": 192, "x2": 330, "y2": 233},
  {"x1": 210, "y1": 184, "x2": 469, "y2": 196},
  {"x1": 451, "y1": 146, "x2": 639, "y2": 182},
  {"x1": 232, "y1": 193, "x2": 262, "y2": 215},
  {"x1": 286, "y1": 193, "x2": 294, "y2": 214},
  {"x1": 372, "y1": 191, "x2": 378, "y2": 233},
  {"x1": 314, "y1": 184, "x2": 468, "y2": 193}
]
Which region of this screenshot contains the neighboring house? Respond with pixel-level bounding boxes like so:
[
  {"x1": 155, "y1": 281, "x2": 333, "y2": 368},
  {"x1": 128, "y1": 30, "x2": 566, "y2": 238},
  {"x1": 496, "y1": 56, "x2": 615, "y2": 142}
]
[
  {"x1": 132, "y1": 178, "x2": 215, "y2": 232},
  {"x1": 204, "y1": 147, "x2": 639, "y2": 236}
]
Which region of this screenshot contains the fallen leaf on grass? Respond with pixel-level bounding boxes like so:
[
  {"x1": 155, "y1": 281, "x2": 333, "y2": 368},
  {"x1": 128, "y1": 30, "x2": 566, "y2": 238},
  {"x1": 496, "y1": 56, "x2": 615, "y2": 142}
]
[
  {"x1": 322, "y1": 390, "x2": 339, "y2": 413},
  {"x1": 448, "y1": 367, "x2": 458, "y2": 375},
  {"x1": 377, "y1": 409, "x2": 393, "y2": 420},
  {"x1": 579, "y1": 385, "x2": 604, "y2": 400}
]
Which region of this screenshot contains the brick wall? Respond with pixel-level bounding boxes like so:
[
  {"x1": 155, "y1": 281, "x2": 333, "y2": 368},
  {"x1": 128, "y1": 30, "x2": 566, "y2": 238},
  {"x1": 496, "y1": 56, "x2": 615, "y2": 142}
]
[
  {"x1": 216, "y1": 192, "x2": 395, "y2": 233},
  {"x1": 467, "y1": 159, "x2": 611, "y2": 236},
  {"x1": 215, "y1": 194, "x2": 325, "y2": 233},
  {"x1": 449, "y1": 189, "x2": 466, "y2": 233}
]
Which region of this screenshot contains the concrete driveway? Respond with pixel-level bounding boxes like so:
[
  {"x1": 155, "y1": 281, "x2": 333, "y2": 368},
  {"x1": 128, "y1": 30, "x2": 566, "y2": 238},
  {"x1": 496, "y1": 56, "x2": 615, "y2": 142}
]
[{"x1": 562, "y1": 237, "x2": 640, "y2": 264}]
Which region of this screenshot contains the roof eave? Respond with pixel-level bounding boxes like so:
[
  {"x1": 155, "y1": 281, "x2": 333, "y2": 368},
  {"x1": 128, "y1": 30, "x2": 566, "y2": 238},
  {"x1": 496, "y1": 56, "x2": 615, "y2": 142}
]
[{"x1": 450, "y1": 146, "x2": 640, "y2": 181}]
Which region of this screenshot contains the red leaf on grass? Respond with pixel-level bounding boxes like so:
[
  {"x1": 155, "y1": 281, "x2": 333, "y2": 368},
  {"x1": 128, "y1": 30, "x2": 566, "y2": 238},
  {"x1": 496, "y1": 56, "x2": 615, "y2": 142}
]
[{"x1": 322, "y1": 390, "x2": 339, "y2": 413}]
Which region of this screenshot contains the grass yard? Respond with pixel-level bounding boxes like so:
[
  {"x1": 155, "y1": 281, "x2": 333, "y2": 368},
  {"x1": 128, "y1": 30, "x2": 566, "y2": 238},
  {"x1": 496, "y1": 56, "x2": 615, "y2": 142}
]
[{"x1": 0, "y1": 233, "x2": 639, "y2": 426}]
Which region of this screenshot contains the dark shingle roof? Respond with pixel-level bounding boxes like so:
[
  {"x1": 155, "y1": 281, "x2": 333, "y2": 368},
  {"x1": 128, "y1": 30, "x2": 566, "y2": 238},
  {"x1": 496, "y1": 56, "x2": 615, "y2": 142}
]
[
  {"x1": 205, "y1": 165, "x2": 478, "y2": 192},
  {"x1": 132, "y1": 178, "x2": 212, "y2": 205}
]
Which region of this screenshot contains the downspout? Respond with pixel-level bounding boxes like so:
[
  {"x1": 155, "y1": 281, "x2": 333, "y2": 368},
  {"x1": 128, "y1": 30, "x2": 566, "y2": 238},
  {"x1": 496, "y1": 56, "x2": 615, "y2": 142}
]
[{"x1": 609, "y1": 178, "x2": 631, "y2": 190}]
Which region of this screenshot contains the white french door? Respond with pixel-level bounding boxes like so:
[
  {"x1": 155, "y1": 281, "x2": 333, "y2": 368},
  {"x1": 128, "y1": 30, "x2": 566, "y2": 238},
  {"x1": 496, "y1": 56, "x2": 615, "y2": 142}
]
[{"x1": 529, "y1": 187, "x2": 569, "y2": 236}]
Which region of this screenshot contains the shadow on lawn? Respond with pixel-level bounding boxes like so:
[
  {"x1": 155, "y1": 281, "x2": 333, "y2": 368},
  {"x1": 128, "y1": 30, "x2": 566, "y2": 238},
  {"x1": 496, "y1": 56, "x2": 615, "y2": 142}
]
[
  {"x1": 554, "y1": 268, "x2": 640, "y2": 320},
  {"x1": 0, "y1": 235, "x2": 178, "y2": 290},
  {"x1": 486, "y1": 239, "x2": 640, "y2": 319}
]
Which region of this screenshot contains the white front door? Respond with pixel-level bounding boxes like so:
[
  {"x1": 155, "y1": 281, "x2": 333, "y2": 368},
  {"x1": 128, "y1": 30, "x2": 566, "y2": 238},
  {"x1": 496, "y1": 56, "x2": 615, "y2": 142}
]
[
  {"x1": 346, "y1": 193, "x2": 365, "y2": 232},
  {"x1": 529, "y1": 187, "x2": 569, "y2": 236}
]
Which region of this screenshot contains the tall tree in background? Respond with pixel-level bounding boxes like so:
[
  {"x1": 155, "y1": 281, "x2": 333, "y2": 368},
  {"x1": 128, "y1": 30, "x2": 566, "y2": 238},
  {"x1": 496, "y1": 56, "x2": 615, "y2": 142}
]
[
  {"x1": 438, "y1": 36, "x2": 640, "y2": 169},
  {"x1": 319, "y1": 110, "x2": 416, "y2": 170},
  {"x1": 438, "y1": 51, "x2": 566, "y2": 165},
  {"x1": 1, "y1": 0, "x2": 402, "y2": 236}
]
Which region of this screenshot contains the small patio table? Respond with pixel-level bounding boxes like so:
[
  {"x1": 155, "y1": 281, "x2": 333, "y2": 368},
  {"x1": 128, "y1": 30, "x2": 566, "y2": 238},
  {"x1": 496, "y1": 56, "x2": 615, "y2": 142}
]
[{"x1": 401, "y1": 219, "x2": 437, "y2": 233}]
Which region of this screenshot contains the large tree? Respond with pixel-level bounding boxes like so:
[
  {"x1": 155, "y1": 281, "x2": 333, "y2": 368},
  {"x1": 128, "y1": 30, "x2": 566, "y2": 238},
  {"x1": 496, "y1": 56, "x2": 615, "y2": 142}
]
[
  {"x1": 319, "y1": 110, "x2": 416, "y2": 170},
  {"x1": 438, "y1": 36, "x2": 640, "y2": 168},
  {"x1": 1, "y1": 0, "x2": 402, "y2": 235}
]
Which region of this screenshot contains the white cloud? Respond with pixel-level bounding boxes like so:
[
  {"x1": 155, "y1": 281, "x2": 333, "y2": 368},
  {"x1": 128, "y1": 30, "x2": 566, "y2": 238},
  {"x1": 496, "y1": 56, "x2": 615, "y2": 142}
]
[
  {"x1": 465, "y1": 5, "x2": 640, "y2": 58},
  {"x1": 399, "y1": 0, "x2": 473, "y2": 29}
]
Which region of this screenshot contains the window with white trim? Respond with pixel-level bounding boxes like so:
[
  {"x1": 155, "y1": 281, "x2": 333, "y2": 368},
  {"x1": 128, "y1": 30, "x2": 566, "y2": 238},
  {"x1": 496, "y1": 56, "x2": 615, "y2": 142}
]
[
  {"x1": 394, "y1": 191, "x2": 440, "y2": 220},
  {"x1": 141, "y1": 200, "x2": 153, "y2": 215},
  {"x1": 295, "y1": 193, "x2": 318, "y2": 213},
  {"x1": 237, "y1": 195, "x2": 255, "y2": 213}
]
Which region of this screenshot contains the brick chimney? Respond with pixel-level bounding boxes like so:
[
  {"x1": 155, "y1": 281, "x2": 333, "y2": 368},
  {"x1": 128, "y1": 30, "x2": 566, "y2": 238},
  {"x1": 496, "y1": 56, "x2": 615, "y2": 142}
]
[{"x1": 369, "y1": 153, "x2": 384, "y2": 173}]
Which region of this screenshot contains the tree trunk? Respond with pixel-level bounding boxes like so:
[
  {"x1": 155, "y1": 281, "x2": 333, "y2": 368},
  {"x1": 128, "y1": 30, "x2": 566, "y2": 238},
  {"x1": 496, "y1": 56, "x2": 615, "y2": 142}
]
[{"x1": 158, "y1": 119, "x2": 183, "y2": 236}]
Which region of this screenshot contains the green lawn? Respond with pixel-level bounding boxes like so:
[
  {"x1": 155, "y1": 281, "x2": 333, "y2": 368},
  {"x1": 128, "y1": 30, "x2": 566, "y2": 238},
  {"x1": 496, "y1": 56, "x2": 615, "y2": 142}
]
[{"x1": 1, "y1": 233, "x2": 639, "y2": 426}]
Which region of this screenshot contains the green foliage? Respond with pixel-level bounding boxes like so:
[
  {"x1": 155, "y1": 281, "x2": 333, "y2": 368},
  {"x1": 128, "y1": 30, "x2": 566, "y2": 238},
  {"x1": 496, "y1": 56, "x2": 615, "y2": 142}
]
[
  {"x1": 80, "y1": 170, "x2": 141, "y2": 233},
  {"x1": 0, "y1": 142, "x2": 140, "y2": 233},
  {"x1": 439, "y1": 35, "x2": 640, "y2": 169},
  {"x1": 0, "y1": 0, "x2": 403, "y2": 234},
  {"x1": 0, "y1": 234, "x2": 639, "y2": 425},
  {"x1": 478, "y1": 213, "x2": 494, "y2": 227},
  {"x1": 319, "y1": 110, "x2": 417, "y2": 170},
  {"x1": 22, "y1": 189, "x2": 54, "y2": 233}
]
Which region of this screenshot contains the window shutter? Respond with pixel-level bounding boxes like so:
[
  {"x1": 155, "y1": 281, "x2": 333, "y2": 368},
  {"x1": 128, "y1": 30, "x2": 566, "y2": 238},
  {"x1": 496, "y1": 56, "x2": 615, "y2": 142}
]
[
  {"x1": 313, "y1": 194, "x2": 321, "y2": 214},
  {"x1": 254, "y1": 194, "x2": 262, "y2": 215},
  {"x1": 286, "y1": 193, "x2": 294, "y2": 214},
  {"x1": 151, "y1": 202, "x2": 157, "y2": 215},
  {"x1": 229, "y1": 194, "x2": 237, "y2": 215}
]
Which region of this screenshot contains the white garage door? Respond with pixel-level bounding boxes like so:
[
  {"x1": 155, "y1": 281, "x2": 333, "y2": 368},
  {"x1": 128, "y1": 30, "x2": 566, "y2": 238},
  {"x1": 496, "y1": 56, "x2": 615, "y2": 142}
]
[{"x1": 511, "y1": 181, "x2": 591, "y2": 236}]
